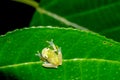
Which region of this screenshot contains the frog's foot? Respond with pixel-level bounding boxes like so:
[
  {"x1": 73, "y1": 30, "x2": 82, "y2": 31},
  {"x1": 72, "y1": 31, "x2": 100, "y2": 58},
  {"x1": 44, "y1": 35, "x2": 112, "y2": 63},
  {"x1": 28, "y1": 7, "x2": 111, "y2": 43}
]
[
  {"x1": 35, "y1": 51, "x2": 41, "y2": 57},
  {"x1": 46, "y1": 39, "x2": 57, "y2": 51}
]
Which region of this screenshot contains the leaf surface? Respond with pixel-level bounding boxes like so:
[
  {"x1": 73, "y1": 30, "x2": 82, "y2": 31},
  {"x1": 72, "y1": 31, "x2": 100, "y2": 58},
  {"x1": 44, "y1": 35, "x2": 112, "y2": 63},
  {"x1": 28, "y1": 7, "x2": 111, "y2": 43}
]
[{"x1": 0, "y1": 27, "x2": 120, "y2": 80}]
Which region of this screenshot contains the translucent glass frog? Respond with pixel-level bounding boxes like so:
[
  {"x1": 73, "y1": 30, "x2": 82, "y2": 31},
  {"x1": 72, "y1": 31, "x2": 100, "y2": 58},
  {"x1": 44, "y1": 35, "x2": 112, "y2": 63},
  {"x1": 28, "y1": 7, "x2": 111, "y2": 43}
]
[{"x1": 36, "y1": 39, "x2": 62, "y2": 68}]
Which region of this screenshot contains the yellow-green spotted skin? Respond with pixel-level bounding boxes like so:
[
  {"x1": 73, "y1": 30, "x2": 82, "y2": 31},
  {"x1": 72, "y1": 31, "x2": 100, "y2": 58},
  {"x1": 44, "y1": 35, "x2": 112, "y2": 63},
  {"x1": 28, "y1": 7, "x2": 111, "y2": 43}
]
[{"x1": 36, "y1": 40, "x2": 62, "y2": 68}]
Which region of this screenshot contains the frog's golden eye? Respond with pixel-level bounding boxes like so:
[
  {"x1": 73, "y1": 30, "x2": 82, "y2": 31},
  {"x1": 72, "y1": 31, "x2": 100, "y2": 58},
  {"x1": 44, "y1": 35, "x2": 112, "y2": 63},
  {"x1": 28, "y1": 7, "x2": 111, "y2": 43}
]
[
  {"x1": 42, "y1": 53, "x2": 48, "y2": 59},
  {"x1": 41, "y1": 48, "x2": 49, "y2": 59}
]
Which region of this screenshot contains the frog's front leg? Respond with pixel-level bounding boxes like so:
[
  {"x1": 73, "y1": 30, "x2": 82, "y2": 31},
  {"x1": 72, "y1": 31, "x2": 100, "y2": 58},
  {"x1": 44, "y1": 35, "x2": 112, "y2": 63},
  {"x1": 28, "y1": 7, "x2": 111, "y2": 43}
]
[
  {"x1": 47, "y1": 39, "x2": 57, "y2": 51},
  {"x1": 42, "y1": 62, "x2": 58, "y2": 68},
  {"x1": 35, "y1": 51, "x2": 41, "y2": 57}
]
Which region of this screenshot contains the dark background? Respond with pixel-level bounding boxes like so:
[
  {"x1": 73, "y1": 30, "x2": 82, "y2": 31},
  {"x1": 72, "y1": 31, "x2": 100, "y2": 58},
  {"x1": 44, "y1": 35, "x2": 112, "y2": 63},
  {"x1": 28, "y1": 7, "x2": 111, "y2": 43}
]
[{"x1": 0, "y1": 0, "x2": 40, "y2": 35}]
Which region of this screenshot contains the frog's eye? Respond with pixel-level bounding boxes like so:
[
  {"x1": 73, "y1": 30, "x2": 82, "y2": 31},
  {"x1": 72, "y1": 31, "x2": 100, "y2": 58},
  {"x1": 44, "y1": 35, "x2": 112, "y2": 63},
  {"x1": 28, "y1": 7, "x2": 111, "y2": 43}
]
[
  {"x1": 42, "y1": 53, "x2": 48, "y2": 59},
  {"x1": 41, "y1": 48, "x2": 49, "y2": 59}
]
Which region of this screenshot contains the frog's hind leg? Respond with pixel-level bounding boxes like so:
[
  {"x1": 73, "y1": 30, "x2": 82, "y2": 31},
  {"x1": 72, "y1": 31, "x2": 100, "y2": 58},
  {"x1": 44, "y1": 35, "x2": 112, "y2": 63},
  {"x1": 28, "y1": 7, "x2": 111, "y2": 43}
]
[
  {"x1": 42, "y1": 62, "x2": 58, "y2": 68},
  {"x1": 58, "y1": 47, "x2": 62, "y2": 65}
]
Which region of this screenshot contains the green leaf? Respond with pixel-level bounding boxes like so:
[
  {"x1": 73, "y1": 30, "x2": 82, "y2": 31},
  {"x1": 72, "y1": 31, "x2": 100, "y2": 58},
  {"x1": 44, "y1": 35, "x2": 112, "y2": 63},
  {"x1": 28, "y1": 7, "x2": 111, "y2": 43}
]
[
  {"x1": 0, "y1": 27, "x2": 120, "y2": 80},
  {"x1": 30, "y1": 0, "x2": 120, "y2": 41}
]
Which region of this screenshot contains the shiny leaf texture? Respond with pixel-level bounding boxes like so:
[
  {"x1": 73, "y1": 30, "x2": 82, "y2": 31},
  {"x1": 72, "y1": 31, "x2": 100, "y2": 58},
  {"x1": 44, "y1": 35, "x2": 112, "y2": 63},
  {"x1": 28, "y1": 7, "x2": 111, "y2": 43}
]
[{"x1": 0, "y1": 27, "x2": 120, "y2": 80}]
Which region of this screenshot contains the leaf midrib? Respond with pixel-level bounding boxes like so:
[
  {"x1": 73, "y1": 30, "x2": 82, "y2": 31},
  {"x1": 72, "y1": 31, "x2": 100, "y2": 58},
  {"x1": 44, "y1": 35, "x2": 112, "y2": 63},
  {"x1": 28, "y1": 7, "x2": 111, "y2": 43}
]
[{"x1": 0, "y1": 58, "x2": 120, "y2": 69}]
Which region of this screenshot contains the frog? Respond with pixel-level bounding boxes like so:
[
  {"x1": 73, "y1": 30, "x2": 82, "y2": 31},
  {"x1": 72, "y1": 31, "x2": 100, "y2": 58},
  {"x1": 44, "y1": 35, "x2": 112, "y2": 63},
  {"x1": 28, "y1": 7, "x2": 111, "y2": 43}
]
[{"x1": 36, "y1": 39, "x2": 62, "y2": 68}]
